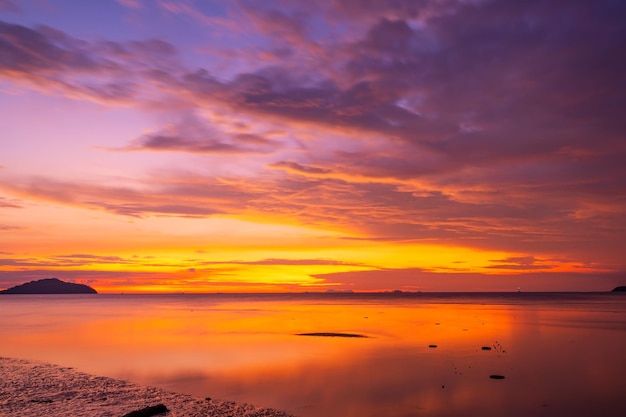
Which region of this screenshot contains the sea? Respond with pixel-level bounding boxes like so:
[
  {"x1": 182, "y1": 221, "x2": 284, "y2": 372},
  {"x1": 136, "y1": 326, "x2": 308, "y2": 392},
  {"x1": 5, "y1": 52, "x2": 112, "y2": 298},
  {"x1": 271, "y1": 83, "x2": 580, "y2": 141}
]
[{"x1": 1, "y1": 292, "x2": 625, "y2": 417}]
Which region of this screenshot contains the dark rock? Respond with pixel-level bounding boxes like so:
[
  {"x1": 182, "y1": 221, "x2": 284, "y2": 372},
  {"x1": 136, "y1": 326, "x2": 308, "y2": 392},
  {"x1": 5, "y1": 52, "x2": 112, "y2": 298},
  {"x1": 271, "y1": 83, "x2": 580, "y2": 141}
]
[
  {"x1": 489, "y1": 374, "x2": 506, "y2": 379},
  {"x1": 428, "y1": 344, "x2": 438, "y2": 348},
  {"x1": 121, "y1": 404, "x2": 169, "y2": 417},
  {"x1": 295, "y1": 332, "x2": 368, "y2": 338},
  {"x1": 481, "y1": 346, "x2": 492, "y2": 351},
  {"x1": 611, "y1": 286, "x2": 626, "y2": 292},
  {"x1": 0, "y1": 278, "x2": 97, "y2": 294}
]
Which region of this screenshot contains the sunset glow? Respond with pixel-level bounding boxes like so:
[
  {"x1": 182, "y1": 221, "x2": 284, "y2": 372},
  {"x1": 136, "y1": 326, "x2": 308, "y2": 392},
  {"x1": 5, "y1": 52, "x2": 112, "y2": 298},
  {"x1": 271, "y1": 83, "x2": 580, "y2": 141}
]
[{"x1": 1, "y1": 0, "x2": 624, "y2": 292}]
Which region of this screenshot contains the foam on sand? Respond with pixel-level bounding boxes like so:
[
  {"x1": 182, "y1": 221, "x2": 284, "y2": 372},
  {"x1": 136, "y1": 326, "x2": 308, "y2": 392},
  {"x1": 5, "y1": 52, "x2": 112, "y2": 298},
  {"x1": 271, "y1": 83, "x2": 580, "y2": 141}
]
[{"x1": 0, "y1": 357, "x2": 295, "y2": 417}]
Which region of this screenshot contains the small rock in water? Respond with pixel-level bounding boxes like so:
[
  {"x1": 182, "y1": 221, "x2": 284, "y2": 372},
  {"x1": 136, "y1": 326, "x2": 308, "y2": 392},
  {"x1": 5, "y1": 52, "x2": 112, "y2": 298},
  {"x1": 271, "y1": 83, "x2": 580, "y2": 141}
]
[
  {"x1": 428, "y1": 344, "x2": 438, "y2": 348},
  {"x1": 296, "y1": 332, "x2": 368, "y2": 338},
  {"x1": 489, "y1": 374, "x2": 505, "y2": 380},
  {"x1": 481, "y1": 346, "x2": 492, "y2": 351}
]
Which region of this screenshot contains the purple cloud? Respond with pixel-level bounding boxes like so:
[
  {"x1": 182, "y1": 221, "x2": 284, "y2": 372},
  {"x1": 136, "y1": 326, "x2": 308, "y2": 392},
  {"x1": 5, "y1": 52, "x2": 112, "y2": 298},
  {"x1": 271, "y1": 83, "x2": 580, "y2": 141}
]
[
  {"x1": 1, "y1": 0, "x2": 625, "y2": 276},
  {"x1": 124, "y1": 113, "x2": 279, "y2": 155},
  {"x1": 0, "y1": 0, "x2": 18, "y2": 13},
  {"x1": 0, "y1": 20, "x2": 179, "y2": 104}
]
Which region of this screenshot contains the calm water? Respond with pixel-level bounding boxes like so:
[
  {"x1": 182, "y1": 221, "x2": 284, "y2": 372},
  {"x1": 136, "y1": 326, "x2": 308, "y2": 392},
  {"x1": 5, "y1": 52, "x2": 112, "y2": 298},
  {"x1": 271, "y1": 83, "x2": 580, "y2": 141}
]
[{"x1": 1, "y1": 293, "x2": 625, "y2": 417}]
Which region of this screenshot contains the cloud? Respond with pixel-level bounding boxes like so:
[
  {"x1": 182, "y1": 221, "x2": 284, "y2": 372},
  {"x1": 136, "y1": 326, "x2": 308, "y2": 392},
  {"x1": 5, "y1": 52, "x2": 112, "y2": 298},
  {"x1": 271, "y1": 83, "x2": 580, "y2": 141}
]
[
  {"x1": 123, "y1": 113, "x2": 280, "y2": 154},
  {"x1": 0, "y1": 0, "x2": 19, "y2": 13},
  {"x1": 0, "y1": 254, "x2": 138, "y2": 268},
  {"x1": 0, "y1": 20, "x2": 179, "y2": 105},
  {"x1": 312, "y1": 268, "x2": 626, "y2": 292},
  {"x1": 201, "y1": 258, "x2": 366, "y2": 267},
  {"x1": 486, "y1": 256, "x2": 554, "y2": 270},
  {"x1": 2, "y1": 162, "x2": 624, "y2": 267},
  {"x1": 132, "y1": 134, "x2": 229, "y2": 154},
  {"x1": 116, "y1": 0, "x2": 142, "y2": 9},
  {"x1": 491, "y1": 256, "x2": 537, "y2": 266},
  {"x1": 50, "y1": 254, "x2": 133, "y2": 265},
  {"x1": 1, "y1": 1, "x2": 625, "y2": 275},
  {"x1": 0, "y1": 174, "x2": 257, "y2": 218},
  {"x1": 269, "y1": 161, "x2": 332, "y2": 176},
  {"x1": 0, "y1": 224, "x2": 22, "y2": 231},
  {"x1": 0, "y1": 196, "x2": 21, "y2": 208}
]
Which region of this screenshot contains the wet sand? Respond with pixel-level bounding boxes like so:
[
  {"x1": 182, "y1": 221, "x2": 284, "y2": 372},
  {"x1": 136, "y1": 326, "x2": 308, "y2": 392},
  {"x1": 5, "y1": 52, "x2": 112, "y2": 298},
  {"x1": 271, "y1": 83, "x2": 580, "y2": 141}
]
[{"x1": 0, "y1": 357, "x2": 295, "y2": 417}]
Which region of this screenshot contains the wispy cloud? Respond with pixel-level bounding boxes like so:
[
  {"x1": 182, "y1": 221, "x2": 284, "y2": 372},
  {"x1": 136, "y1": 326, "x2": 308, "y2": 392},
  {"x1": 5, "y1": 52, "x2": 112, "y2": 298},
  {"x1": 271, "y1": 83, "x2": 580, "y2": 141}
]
[
  {"x1": 486, "y1": 256, "x2": 554, "y2": 271},
  {"x1": 0, "y1": 196, "x2": 22, "y2": 208},
  {"x1": 0, "y1": 176, "x2": 251, "y2": 218},
  {"x1": 201, "y1": 258, "x2": 366, "y2": 267},
  {"x1": 0, "y1": 224, "x2": 22, "y2": 231},
  {"x1": 0, "y1": 0, "x2": 19, "y2": 13},
  {"x1": 122, "y1": 113, "x2": 280, "y2": 155},
  {"x1": 0, "y1": 20, "x2": 179, "y2": 105},
  {"x1": 116, "y1": 0, "x2": 142, "y2": 9},
  {"x1": 313, "y1": 268, "x2": 625, "y2": 292},
  {"x1": 269, "y1": 161, "x2": 332, "y2": 176}
]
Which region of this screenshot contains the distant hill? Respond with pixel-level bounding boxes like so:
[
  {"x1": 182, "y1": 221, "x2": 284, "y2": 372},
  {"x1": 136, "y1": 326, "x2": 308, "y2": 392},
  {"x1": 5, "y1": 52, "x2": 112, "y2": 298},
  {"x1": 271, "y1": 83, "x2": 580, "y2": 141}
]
[
  {"x1": 0, "y1": 278, "x2": 97, "y2": 294},
  {"x1": 611, "y1": 286, "x2": 626, "y2": 292}
]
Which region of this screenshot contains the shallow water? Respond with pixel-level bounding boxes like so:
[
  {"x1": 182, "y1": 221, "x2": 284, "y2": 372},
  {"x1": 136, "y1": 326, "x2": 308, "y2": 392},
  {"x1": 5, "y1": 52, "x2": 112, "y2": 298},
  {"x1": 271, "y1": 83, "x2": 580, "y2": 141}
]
[{"x1": 1, "y1": 292, "x2": 625, "y2": 417}]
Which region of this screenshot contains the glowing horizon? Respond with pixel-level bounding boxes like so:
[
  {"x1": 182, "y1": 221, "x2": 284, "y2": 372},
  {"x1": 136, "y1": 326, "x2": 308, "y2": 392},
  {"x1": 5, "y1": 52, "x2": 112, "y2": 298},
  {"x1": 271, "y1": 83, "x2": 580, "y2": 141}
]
[{"x1": 1, "y1": 0, "x2": 625, "y2": 293}]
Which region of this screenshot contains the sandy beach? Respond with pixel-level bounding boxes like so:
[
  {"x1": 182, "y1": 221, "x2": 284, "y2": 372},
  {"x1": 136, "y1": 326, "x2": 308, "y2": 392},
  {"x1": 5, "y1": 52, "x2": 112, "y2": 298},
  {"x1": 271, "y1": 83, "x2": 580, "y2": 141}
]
[{"x1": 0, "y1": 357, "x2": 295, "y2": 417}]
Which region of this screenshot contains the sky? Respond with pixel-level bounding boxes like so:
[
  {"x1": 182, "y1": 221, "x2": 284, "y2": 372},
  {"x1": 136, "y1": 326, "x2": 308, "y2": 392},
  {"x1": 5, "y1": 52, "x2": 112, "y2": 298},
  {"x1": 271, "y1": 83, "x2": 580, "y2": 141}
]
[{"x1": 1, "y1": 0, "x2": 625, "y2": 293}]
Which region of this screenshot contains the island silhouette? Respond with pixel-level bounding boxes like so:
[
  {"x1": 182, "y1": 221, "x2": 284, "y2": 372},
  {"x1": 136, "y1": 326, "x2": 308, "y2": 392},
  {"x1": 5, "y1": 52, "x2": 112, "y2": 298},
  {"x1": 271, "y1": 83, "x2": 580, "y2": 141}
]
[{"x1": 0, "y1": 278, "x2": 97, "y2": 294}]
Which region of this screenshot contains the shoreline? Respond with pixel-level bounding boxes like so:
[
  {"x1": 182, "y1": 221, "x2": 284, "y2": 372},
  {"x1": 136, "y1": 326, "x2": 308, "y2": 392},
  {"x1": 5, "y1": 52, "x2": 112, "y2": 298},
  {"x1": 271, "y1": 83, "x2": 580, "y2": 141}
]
[{"x1": 0, "y1": 357, "x2": 295, "y2": 417}]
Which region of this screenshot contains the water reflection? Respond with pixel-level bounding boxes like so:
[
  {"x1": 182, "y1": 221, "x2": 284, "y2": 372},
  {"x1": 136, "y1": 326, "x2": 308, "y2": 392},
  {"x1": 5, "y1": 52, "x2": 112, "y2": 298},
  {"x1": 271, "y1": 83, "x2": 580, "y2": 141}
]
[{"x1": 0, "y1": 294, "x2": 624, "y2": 417}]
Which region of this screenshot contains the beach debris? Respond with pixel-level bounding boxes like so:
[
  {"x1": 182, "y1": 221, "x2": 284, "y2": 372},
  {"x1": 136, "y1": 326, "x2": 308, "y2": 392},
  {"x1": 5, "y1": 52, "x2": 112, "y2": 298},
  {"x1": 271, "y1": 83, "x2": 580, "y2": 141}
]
[
  {"x1": 295, "y1": 332, "x2": 368, "y2": 338},
  {"x1": 428, "y1": 344, "x2": 438, "y2": 348},
  {"x1": 121, "y1": 403, "x2": 169, "y2": 417},
  {"x1": 489, "y1": 375, "x2": 506, "y2": 380}
]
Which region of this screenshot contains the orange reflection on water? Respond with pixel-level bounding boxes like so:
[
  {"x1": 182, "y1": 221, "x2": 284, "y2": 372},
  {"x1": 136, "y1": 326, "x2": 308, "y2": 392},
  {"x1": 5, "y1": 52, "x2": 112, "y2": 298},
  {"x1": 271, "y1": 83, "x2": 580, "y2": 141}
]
[{"x1": 0, "y1": 294, "x2": 624, "y2": 417}]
